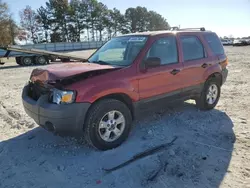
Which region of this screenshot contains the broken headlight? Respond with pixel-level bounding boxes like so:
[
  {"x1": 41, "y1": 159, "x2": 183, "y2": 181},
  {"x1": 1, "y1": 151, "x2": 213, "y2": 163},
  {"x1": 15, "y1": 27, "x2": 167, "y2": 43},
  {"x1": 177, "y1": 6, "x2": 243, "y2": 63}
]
[{"x1": 52, "y1": 88, "x2": 76, "y2": 104}]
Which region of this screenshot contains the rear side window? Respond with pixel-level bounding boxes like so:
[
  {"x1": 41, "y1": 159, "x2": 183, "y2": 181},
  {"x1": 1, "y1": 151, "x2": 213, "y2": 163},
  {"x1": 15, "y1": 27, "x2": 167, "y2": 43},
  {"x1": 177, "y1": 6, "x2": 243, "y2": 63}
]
[
  {"x1": 204, "y1": 33, "x2": 225, "y2": 55},
  {"x1": 180, "y1": 36, "x2": 205, "y2": 61},
  {"x1": 146, "y1": 36, "x2": 178, "y2": 65}
]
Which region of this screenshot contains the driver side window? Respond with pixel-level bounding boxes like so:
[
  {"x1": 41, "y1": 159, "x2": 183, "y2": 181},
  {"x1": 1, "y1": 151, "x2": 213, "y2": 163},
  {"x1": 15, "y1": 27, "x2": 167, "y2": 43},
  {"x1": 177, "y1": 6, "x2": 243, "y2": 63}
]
[{"x1": 146, "y1": 36, "x2": 178, "y2": 65}]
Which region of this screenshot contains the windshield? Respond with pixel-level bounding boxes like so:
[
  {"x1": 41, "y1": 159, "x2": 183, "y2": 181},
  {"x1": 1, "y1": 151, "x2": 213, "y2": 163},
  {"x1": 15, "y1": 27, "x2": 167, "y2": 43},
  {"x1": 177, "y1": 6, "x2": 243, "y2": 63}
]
[{"x1": 88, "y1": 36, "x2": 148, "y2": 66}]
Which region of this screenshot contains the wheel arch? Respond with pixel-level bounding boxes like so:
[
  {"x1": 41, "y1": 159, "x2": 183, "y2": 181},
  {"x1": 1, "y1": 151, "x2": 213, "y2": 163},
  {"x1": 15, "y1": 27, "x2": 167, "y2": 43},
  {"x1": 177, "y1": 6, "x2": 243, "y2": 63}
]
[
  {"x1": 85, "y1": 93, "x2": 135, "y2": 124},
  {"x1": 206, "y1": 72, "x2": 222, "y2": 86}
]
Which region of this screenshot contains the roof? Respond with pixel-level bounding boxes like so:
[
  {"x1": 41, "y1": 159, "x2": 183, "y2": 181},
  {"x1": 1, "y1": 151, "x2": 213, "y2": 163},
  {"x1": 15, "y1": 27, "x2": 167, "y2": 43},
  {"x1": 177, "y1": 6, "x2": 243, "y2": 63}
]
[
  {"x1": 121, "y1": 30, "x2": 173, "y2": 36},
  {"x1": 119, "y1": 28, "x2": 213, "y2": 37}
]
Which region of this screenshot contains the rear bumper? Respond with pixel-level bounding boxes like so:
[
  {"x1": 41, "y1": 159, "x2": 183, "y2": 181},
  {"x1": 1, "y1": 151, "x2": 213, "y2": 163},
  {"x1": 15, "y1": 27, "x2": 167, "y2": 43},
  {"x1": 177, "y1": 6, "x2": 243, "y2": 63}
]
[
  {"x1": 22, "y1": 85, "x2": 91, "y2": 133},
  {"x1": 222, "y1": 68, "x2": 228, "y2": 85}
]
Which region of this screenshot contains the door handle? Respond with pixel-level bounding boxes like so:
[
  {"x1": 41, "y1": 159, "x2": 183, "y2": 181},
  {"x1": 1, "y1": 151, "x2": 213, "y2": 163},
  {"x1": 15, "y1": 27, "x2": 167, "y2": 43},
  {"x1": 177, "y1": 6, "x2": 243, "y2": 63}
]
[
  {"x1": 201, "y1": 63, "x2": 208, "y2": 68},
  {"x1": 170, "y1": 69, "x2": 180, "y2": 75}
]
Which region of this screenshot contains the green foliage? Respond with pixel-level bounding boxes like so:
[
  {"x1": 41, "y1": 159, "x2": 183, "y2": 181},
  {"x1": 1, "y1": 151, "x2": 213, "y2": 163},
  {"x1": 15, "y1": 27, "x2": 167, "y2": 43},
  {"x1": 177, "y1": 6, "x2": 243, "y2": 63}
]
[
  {"x1": 0, "y1": 1, "x2": 19, "y2": 45},
  {"x1": 125, "y1": 7, "x2": 170, "y2": 33},
  {"x1": 37, "y1": 6, "x2": 51, "y2": 42},
  {"x1": 147, "y1": 11, "x2": 170, "y2": 31},
  {"x1": 32, "y1": 0, "x2": 170, "y2": 42}
]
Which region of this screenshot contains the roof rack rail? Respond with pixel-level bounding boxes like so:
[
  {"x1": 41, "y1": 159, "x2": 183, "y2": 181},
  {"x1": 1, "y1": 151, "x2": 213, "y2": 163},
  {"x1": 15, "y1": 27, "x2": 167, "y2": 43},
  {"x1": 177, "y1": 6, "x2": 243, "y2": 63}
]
[
  {"x1": 170, "y1": 27, "x2": 180, "y2": 31},
  {"x1": 170, "y1": 27, "x2": 206, "y2": 31}
]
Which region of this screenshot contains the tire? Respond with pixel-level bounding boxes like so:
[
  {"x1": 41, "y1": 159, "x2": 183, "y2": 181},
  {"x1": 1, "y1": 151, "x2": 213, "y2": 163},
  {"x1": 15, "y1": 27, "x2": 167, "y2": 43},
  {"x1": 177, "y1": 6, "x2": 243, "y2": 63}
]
[
  {"x1": 21, "y1": 56, "x2": 33, "y2": 66},
  {"x1": 195, "y1": 77, "x2": 221, "y2": 110},
  {"x1": 35, "y1": 56, "x2": 48, "y2": 65},
  {"x1": 15, "y1": 57, "x2": 21, "y2": 65},
  {"x1": 84, "y1": 99, "x2": 132, "y2": 150}
]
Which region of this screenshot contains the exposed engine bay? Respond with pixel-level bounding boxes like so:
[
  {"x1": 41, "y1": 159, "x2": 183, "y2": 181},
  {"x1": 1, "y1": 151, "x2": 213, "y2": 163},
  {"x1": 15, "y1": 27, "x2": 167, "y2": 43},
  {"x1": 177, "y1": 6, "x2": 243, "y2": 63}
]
[
  {"x1": 28, "y1": 68, "x2": 120, "y2": 101},
  {"x1": 54, "y1": 68, "x2": 119, "y2": 86}
]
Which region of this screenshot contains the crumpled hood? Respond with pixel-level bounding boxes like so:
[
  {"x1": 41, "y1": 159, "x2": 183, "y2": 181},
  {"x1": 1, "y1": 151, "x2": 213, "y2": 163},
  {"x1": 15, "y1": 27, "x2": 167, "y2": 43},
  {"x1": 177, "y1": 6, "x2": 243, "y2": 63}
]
[{"x1": 30, "y1": 62, "x2": 118, "y2": 83}]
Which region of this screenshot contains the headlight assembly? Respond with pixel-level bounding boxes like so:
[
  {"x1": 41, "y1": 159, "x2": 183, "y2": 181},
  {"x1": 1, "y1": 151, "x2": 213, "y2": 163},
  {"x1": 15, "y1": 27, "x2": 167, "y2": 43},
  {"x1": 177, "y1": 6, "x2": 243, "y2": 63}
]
[{"x1": 52, "y1": 88, "x2": 76, "y2": 104}]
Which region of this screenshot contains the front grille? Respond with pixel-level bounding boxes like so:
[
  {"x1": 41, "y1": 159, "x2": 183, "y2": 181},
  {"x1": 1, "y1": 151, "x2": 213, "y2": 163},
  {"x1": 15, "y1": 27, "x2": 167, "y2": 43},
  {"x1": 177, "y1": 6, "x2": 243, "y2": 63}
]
[{"x1": 28, "y1": 82, "x2": 51, "y2": 101}]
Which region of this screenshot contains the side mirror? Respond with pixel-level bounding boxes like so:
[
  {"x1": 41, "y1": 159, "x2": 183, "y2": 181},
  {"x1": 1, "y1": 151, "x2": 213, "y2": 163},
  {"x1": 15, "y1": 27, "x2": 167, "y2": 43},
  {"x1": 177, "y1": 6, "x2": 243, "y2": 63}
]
[{"x1": 144, "y1": 57, "x2": 161, "y2": 69}]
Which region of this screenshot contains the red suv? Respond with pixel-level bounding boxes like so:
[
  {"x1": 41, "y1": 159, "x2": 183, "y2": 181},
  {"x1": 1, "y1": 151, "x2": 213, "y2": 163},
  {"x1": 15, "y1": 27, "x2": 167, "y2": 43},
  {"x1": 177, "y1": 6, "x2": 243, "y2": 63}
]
[{"x1": 22, "y1": 28, "x2": 228, "y2": 150}]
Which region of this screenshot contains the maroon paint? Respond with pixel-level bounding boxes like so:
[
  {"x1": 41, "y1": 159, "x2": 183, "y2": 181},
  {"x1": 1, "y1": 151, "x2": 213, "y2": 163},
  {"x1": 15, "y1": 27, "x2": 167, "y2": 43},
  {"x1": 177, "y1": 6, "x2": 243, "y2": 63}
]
[{"x1": 30, "y1": 31, "x2": 227, "y2": 104}]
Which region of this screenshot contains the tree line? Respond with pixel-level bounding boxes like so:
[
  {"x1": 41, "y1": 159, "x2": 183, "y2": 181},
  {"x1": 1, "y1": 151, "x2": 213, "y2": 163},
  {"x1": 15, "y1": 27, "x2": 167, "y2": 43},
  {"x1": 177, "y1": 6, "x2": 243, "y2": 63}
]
[
  {"x1": 0, "y1": 0, "x2": 170, "y2": 45},
  {"x1": 0, "y1": 1, "x2": 18, "y2": 46}
]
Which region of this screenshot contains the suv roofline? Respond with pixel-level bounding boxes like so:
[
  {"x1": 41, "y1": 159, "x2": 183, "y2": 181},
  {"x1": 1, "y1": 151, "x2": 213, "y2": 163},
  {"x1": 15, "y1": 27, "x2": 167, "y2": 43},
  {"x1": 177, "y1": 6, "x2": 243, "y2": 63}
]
[
  {"x1": 116, "y1": 29, "x2": 215, "y2": 37},
  {"x1": 170, "y1": 27, "x2": 207, "y2": 31}
]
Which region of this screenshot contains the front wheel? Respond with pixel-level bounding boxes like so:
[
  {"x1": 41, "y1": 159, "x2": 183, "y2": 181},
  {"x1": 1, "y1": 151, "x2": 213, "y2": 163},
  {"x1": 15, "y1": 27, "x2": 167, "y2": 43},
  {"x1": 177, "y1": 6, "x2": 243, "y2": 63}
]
[
  {"x1": 195, "y1": 77, "x2": 221, "y2": 110},
  {"x1": 84, "y1": 99, "x2": 132, "y2": 150}
]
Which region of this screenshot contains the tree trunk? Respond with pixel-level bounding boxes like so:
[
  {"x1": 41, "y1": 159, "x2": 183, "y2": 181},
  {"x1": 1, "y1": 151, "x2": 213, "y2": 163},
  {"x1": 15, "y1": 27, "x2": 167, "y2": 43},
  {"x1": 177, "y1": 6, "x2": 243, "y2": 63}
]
[
  {"x1": 77, "y1": 28, "x2": 80, "y2": 42},
  {"x1": 64, "y1": 22, "x2": 69, "y2": 42},
  {"x1": 99, "y1": 30, "x2": 102, "y2": 41},
  {"x1": 114, "y1": 22, "x2": 117, "y2": 36},
  {"x1": 77, "y1": 24, "x2": 81, "y2": 42},
  {"x1": 9, "y1": 21, "x2": 15, "y2": 45},
  {"x1": 45, "y1": 31, "x2": 48, "y2": 43},
  {"x1": 31, "y1": 31, "x2": 36, "y2": 44},
  {"x1": 61, "y1": 15, "x2": 68, "y2": 42},
  {"x1": 109, "y1": 28, "x2": 112, "y2": 39},
  {"x1": 87, "y1": 28, "x2": 90, "y2": 41},
  {"x1": 91, "y1": 22, "x2": 95, "y2": 41},
  {"x1": 95, "y1": 30, "x2": 98, "y2": 41}
]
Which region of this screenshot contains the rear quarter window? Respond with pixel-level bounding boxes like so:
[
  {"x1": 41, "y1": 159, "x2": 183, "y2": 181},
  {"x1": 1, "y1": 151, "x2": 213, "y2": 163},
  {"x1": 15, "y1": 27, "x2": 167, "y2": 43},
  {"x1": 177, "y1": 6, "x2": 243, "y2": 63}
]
[
  {"x1": 204, "y1": 33, "x2": 225, "y2": 55},
  {"x1": 180, "y1": 36, "x2": 206, "y2": 62}
]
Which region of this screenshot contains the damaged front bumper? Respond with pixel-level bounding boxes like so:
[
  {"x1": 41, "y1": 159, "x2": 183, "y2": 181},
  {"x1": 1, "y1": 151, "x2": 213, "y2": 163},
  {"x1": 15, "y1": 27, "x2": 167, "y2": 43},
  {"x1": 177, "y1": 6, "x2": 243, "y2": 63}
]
[{"x1": 22, "y1": 85, "x2": 91, "y2": 134}]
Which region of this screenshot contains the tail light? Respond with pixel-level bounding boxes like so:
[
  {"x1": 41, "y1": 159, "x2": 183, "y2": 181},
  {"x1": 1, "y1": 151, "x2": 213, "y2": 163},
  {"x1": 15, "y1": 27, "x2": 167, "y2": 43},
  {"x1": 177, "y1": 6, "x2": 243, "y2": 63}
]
[{"x1": 219, "y1": 57, "x2": 228, "y2": 69}]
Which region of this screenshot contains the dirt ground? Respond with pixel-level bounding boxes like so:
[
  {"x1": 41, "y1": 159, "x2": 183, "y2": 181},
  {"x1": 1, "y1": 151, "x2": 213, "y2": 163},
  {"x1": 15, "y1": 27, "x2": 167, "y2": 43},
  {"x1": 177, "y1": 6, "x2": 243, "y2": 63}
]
[{"x1": 0, "y1": 47, "x2": 249, "y2": 188}]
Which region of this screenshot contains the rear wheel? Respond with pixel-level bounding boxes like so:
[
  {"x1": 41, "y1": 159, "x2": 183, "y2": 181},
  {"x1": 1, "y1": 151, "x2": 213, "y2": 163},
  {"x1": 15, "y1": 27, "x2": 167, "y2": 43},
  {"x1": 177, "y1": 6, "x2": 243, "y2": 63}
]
[
  {"x1": 84, "y1": 99, "x2": 132, "y2": 150},
  {"x1": 195, "y1": 77, "x2": 221, "y2": 110},
  {"x1": 21, "y1": 56, "x2": 33, "y2": 66},
  {"x1": 35, "y1": 56, "x2": 48, "y2": 65}
]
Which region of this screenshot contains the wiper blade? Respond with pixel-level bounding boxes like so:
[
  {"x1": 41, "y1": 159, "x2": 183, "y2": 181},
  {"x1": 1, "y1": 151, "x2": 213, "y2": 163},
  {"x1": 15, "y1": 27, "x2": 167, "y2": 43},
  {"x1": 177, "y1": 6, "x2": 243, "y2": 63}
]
[{"x1": 92, "y1": 60, "x2": 110, "y2": 65}]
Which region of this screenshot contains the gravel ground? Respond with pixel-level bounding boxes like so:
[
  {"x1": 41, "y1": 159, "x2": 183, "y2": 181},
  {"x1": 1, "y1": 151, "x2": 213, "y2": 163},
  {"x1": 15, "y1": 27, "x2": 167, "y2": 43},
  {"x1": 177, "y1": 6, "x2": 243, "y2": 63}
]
[{"x1": 0, "y1": 47, "x2": 249, "y2": 188}]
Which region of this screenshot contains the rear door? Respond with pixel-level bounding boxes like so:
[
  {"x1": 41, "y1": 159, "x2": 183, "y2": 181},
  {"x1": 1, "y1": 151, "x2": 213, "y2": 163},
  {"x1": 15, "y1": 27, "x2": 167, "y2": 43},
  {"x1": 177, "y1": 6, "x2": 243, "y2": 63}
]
[
  {"x1": 178, "y1": 34, "x2": 213, "y2": 96},
  {"x1": 138, "y1": 35, "x2": 185, "y2": 102}
]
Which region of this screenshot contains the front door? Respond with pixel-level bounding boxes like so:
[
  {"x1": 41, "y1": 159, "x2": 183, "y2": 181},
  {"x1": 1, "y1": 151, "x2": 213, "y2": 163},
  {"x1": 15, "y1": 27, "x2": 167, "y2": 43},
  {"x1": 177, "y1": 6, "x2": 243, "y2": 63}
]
[{"x1": 137, "y1": 35, "x2": 185, "y2": 107}]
